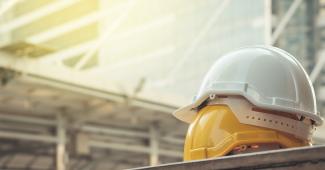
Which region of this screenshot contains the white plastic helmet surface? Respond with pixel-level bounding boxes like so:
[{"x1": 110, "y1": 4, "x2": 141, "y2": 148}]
[{"x1": 173, "y1": 46, "x2": 323, "y2": 125}]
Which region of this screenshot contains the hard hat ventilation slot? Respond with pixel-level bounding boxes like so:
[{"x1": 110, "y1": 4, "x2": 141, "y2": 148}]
[
  {"x1": 244, "y1": 115, "x2": 297, "y2": 130},
  {"x1": 251, "y1": 107, "x2": 299, "y2": 121},
  {"x1": 203, "y1": 96, "x2": 313, "y2": 140}
]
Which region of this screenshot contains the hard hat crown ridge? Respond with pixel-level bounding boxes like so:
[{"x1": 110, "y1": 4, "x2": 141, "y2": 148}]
[{"x1": 174, "y1": 46, "x2": 323, "y2": 125}]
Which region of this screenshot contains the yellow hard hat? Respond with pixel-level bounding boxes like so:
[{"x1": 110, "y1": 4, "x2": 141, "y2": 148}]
[{"x1": 173, "y1": 46, "x2": 323, "y2": 161}]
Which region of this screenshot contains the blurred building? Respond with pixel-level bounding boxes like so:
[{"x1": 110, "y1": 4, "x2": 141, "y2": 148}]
[{"x1": 0, "y1": 0, "x2": 323, "y2": 169}]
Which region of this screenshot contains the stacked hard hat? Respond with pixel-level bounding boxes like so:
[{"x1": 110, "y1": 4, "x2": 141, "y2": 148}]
[{"x1": 173, "y1": 46, "x2": 323, "y2": 160}]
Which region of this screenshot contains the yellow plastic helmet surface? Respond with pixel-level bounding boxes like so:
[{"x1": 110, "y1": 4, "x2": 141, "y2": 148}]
[{"x1": 184, "y1": 104, "x2": 309, "y2": 160}]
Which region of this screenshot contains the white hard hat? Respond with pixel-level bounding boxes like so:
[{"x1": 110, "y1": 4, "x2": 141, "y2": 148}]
[{"x1": 173, "y1": 46, "x2": 323, "y2": 126}]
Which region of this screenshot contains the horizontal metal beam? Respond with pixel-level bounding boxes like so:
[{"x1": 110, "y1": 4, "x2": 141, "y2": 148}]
[
  {"x1": 159, "y1": 150, "x2": 183, "y2": 159},
  {"x1": 89, "y1": 140, "x2": 182, "y2": 158},
  {"x1": 0, "y1": 113, "x2": 148, "y2": 138},
  {"x1": 0, "y1": 113, "x2": 55, "y2": 126},
  {"x1": 82, "y1": 125, "x2": 184, "y2": 145},
  {"x1": 0, "y1": 50, "x2": 176, "y2": 110},
  {"x1": 0, "y1": 89, "x2": 83, "y2": 114},
  {"x1": 134, "y1": 145, "x2": 325, "y2": 170},
  {"x1": 90, "y1": 140, "x2": 151, "y2": 154},
  {"x1": 0, "y1": 113, "x2": 184, "y2": 145},
  {"x1": 0, "y1": 113, "x2": 184, "y2": 160},
  {"x1": 0, "y1": 101, "x2": 59, "y2": 116},
  {"x1": 81, "y1": 125, "x2": 149, "y2": 138},
  {"x1": 0, "y1": 130, "x2": 57, "y2": 143},
  {"x1": 161, "y1": 136, "x2": 184, "y2": 145},
  {"x1": 18, "y1": 74, "x2": 177, "y2": 113}
]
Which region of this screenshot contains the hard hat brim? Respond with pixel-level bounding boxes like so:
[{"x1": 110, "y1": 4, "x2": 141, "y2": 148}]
[{"x1": 173, "y1": 90, "x2": 323, "y2": 126}]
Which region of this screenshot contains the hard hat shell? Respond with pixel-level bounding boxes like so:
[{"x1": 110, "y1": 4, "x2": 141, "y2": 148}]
[
  {"x1": 173, "y1": 46, "x2": 323, "y2": 125},
  {"x1": 184, "y1": 104, "x2": 308, "y2": 160}
]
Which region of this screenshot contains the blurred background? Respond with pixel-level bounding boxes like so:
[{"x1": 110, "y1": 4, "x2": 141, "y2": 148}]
[{"x1": 0, "y1": 0, "x2": 324, "y2": 169}]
